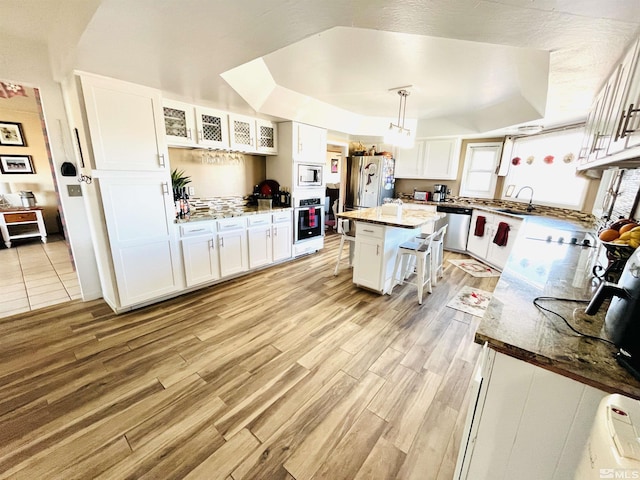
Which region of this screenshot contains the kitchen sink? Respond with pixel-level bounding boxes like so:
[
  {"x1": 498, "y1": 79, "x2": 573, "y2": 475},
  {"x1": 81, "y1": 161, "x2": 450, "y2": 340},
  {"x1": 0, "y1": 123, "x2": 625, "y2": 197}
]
[{"x1": 494, "y1": 208, "x2": 534, "y2": 216}]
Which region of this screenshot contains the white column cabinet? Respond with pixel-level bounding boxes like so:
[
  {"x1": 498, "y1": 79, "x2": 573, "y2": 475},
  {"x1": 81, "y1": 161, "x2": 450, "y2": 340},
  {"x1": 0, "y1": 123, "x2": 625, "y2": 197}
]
[
  {"x1": 272, "y1": 210, "x2": 293, "y2": 262},
  {"x1": 217, "y1": 218, "x2": 248, "y2": 277},
  {"x1": 467, "y1": 210, "x2": 522, "y2": 270},
  {"x1": 247, "y1": 214, "x2": 273, "y2": 269},
  {"x1": 97, "y1": 173, "x2": 181, "y2": 307},
  {"x1": 80, "y1": 74, "x2": 168, "y2": 171}
]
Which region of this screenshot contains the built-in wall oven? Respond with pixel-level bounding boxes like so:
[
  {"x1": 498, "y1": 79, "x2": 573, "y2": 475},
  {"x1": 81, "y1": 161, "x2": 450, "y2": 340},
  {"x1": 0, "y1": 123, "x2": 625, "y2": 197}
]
[
  {"x1": 297, "y1": 164, "x2": 323, "y2": 187},
  {"x1": 295, "y1": 197, "x2": 324, "y2": 243}
]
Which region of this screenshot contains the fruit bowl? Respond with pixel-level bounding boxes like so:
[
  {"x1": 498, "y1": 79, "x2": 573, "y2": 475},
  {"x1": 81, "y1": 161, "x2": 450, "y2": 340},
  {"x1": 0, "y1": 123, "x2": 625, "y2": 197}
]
[{"x1": 599, "y1": 240, "x2": 636, "y2": 261}]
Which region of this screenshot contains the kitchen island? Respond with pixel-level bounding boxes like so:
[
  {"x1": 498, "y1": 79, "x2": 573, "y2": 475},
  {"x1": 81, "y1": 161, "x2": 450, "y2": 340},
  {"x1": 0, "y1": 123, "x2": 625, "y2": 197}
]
[
  {"x1": 455, "y1": 215, "x2": 640, "y2": 480},
  {"x1": 336, "y1": 206, "x2": 443, "y2": 294}
]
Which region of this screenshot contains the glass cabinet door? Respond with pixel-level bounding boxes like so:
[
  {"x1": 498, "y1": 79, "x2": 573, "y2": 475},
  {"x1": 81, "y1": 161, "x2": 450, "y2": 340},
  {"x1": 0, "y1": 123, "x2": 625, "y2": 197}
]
[{"x1": 195, "y1": 107, "x2": 229, "y2": 149}]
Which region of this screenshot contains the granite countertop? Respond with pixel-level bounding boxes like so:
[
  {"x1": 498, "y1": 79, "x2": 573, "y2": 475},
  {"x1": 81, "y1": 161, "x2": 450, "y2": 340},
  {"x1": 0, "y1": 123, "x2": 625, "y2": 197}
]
[
  {"x1": 475, "y1": 216, "x2": 640, "y2": 399},
  {"x1": 336, "y1": 206, "x2": 444, "y2": 229},
  {"x1": 175, "y1": 206, "x2": 291, "y2": 224}
]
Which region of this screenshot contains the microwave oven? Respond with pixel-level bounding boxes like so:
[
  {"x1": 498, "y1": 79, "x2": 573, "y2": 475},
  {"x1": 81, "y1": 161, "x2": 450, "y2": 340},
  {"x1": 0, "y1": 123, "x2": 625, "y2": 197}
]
[{"x1": 297, "y1": 163, "x2": 323, "y2": 187}]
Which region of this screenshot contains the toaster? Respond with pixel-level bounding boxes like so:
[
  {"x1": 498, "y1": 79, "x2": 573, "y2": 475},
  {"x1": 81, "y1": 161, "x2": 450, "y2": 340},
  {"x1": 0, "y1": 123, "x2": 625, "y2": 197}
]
[{"x1": 413, "y1": 190, "x2": 429, "y2": 201}]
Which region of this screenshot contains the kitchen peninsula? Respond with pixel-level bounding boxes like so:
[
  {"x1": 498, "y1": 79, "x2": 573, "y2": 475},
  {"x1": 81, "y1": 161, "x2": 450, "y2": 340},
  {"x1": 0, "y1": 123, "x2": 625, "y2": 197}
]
[
  {"x1": 336, "y1": 206, "x2": 443, "y2": 294},
  {"x1": 455, "y1": 216, "x2": 640, "y2": 480}
]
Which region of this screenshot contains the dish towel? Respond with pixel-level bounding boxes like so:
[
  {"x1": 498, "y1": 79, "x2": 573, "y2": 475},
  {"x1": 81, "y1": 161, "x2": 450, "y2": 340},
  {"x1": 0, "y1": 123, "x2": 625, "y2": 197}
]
[
  {"x1": 308, "y1": 209, "x2": 317, "y2": 228},
  {"x1": 474, "y1": 216, "x2": 486, "y2": 237},
  {"x1": 493, "y1": 222, "x2": 510, "y2": 246}
]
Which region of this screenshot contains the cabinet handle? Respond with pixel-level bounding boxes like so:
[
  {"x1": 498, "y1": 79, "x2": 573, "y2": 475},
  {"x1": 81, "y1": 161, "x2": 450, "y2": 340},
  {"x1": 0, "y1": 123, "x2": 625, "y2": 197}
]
[
  {"x1": 266, "y1": 230, "x2": 271, "y2": 238},
  {"x1": 363, "y1": 229, "x2": 374, "y2": 233},
  {"x1": 198, "y1": 129, "x2": 203, "y2": 142},
  {"x1": 187, "y1": 128, "x2": 193, "y2": 140},
  {"x1": 615, "y1": 109, "x2": 627, "y2": 141},
  {"x1": 162, "y1": 182, "x2": 170, "y2": 195},
  {"x1": 621, "y1": 103, "x2": 640, "y2": 138},
  {"x1": 209, "y1": 239, "x2": 214, "y2": 249},
  {"x1": 190, "y1": 228, "x2": 206, "y2": 232},
  {"x1": 274, "y1": 227, "x2": 278, "y2": 236},
  {"x1": 376, "y1": 245, "x2": 380, "y2": 256},
  {"x1": 220, "y1": 237, "x2": 224, "y2": 248},
  {"x1": 158, "y1": 153, "x2": 166, "y2": 167}
]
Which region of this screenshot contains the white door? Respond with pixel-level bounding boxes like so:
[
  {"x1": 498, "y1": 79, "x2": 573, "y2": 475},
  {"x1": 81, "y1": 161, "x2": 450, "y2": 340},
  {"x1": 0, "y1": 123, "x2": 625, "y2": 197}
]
[
  {"x1": 353, "y1": 236, "x2": 383, "y2": 291},
  {"x1": 182, "y1": 235, "x2": 220, "y2": 286},
  {"x1": 467, "y1": 211, "x2": 492, "y2": 259},
  {"x1": 248, "y1": 225, "x2": 273, "y2": 269},
  {"x1": 163, "y1": 99, "x2": 196, "y2": 147},
  {"x1": 218, "y1": 229, "x2": 248, "y2": 277},
  {"x1": 81, "y1": 75, "x2": 167, "y2": 171},
  {"x1": 98, "y1": 174, "x2": 180, "y2": 307},
  {"x1": 272, "y1": 221, "x2": 292, "y2": 262},
  {"x1": 229, "y1": 114, "x2": 256, "y2": 152},
  {"x1": 195, "y1": 107, "x2": 229, "y2": 149}
]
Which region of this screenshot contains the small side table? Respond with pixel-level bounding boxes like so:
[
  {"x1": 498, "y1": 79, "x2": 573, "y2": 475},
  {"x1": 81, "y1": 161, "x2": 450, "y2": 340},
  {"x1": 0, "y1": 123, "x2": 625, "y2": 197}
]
[{"x1": 0, "y1": 207, "x2": 47, "y2": 248}]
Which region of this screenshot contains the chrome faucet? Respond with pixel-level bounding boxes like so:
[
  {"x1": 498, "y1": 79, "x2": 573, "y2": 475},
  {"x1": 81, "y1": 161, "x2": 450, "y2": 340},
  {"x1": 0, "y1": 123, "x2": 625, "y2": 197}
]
[{"x1": 515, "y1": 186, "x2": 535, "y2": 212}]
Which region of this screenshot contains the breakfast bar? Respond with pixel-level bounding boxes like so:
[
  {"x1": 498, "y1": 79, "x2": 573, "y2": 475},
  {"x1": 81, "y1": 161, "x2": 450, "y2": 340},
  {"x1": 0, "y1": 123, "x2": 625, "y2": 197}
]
[{"x1": 336, "y1": 206, "x2": 444, "y2": 294}]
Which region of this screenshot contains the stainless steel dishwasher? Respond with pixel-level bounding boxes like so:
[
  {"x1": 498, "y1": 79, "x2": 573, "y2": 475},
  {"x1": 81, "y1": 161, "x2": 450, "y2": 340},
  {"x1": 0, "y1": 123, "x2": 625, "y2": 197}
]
[{"x1": 436, "y1": 205, "x2": 473, "y2": 252}]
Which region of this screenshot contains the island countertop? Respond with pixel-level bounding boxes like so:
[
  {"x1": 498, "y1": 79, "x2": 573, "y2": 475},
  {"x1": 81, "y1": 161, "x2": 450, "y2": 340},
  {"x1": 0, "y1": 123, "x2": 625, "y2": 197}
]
[
  {"x1": 475, "y1": 216, "x2": 640, "y2": 400},
  {"x1": 336, "y1": 206, "x2": 444, "y2": 229}
]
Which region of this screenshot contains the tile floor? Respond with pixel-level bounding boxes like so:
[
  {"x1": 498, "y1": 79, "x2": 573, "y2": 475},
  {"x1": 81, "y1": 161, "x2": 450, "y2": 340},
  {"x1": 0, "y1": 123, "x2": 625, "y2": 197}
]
[{"x1": 0, "y1": 235, "x2": 80, "y2": 318}]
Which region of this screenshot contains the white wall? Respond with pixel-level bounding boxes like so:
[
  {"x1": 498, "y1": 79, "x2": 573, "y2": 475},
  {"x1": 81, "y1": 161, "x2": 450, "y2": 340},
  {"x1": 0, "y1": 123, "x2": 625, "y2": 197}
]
[{"x1": 0, "y1": 33, "x2": 101, "y2": 300}]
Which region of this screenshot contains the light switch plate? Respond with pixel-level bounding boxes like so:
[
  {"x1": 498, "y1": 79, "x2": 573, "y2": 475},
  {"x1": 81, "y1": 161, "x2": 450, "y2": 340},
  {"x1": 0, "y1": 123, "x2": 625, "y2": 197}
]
[
  {"x1": 188, "y1": 186, "x2": 195, "y2": 195},
  {"x1": 67, "y1": 184, "x2": 82, "y2": 197}
]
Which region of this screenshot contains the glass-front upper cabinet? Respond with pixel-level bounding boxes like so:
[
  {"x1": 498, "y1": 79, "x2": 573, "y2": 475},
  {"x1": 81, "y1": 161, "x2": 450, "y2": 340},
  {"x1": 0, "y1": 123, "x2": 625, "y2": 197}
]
[
  {"x1": 229, "y1": 114, "x2": 256, "y2": 152},
  {"x1": 163, "y1": 100, "x2": 196, "y2": 147},
  {"x1": 256, "y1": 119, "x2": 278, "y2": 155},
  {"x1": 195, "y1": 107, "x2": 229, "y2": 149}
]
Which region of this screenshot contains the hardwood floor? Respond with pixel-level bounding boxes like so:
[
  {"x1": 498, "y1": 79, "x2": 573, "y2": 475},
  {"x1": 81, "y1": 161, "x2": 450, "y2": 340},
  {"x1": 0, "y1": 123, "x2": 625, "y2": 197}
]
[{"x1": 0, "y1": 233, "x2": 498, "y2": 479}]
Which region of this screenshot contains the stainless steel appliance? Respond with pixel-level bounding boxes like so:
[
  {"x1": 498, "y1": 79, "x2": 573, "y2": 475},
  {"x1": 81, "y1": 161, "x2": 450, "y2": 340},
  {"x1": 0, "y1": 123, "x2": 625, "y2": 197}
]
[
  {"x1": 436, "y1": 205, "x2": 471, "y2": 252},
  {"x1": 433, "y1": 184, "x2": 448, "y2": 202},
  {"x1": 345, "y1": 155, "x2": 395, "y2": 210},
  {"x1": 19, "y1": 191, "x2": 36, "y2": 208},
  {"x1": 294, "y1": 197, "x2": 324, "y2": 244},
  {"x1": 297, "y1": 163, "x2": 323, "y2": 187},
  {"x1": 586, "y1": 248, "x2": 640, "y2": 380},
  {"x1": 413, "y1": 190, "x2": 429, "y2": 201}
]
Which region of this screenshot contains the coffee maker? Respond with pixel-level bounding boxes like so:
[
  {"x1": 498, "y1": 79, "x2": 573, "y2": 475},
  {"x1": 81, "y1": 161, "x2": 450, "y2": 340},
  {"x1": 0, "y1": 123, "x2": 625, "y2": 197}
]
[
  {"x1": 433, "y1": 184, "x2": 447, "y2": 202},
  {"x1": 586, "y1": 248, "x2": 640, "y2": 379}
]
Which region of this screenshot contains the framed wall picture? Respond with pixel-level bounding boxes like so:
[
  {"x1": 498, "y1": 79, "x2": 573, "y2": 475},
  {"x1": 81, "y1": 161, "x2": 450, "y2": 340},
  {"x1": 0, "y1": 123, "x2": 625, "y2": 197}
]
[
  {"x1": 0, "y1": 121, "x2": 26, "y2": 146},
  {"x1": 0, "y1": 155, "x2": 35, "y2": 174},
  {"x1": 331, "y1": 158, "x2": 339, "y2": 173}
]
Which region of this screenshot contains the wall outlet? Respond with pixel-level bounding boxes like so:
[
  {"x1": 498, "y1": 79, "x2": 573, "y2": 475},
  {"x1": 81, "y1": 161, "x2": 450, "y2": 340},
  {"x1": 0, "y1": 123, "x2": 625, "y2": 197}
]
[
  {"x1": 188, "y1": 186, "x2": 195, "y2": 196},
  {"x1": 67, "y1": 184, "x2": 83, "y2": 197}
]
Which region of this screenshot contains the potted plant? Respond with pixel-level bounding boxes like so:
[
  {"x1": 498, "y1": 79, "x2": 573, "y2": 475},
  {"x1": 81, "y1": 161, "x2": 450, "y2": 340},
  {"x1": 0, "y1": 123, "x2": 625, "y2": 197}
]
[{"x1": 171, "y1": 168, "x2": 191, "y2": 197}]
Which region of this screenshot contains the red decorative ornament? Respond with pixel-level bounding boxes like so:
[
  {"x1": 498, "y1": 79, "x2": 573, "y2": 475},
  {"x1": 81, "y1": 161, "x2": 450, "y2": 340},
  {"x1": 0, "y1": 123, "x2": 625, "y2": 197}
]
[
  {"x1": 511, "y1": 157, "x2": 521, "y2": 166},
  {"x1": 543, "y1": 155, "x2": 554, "y2": 164}
]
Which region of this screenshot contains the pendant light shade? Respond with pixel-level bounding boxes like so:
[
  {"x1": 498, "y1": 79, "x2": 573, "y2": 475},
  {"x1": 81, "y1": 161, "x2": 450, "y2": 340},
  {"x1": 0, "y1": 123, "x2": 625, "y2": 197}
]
[{"x1": 384, "y1": 89, "x2": 414, "y2": 148}]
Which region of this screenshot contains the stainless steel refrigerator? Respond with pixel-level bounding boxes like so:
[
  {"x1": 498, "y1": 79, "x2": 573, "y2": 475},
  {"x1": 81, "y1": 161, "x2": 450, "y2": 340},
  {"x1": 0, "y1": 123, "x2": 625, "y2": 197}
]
[{"x1": 345, "y1": 156, "x2": 396, "y2": 210}]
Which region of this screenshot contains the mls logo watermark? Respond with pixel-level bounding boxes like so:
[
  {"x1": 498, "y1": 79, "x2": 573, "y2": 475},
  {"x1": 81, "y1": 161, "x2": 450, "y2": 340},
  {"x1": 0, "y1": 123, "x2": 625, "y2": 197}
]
[{"x1": 600, "y1": 468, "x2": 640, "y2": 479}]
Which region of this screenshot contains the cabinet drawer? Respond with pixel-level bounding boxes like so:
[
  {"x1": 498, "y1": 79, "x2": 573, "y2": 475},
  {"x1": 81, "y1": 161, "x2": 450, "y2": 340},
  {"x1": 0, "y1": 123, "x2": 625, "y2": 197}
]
[
  {"x1": 247, "y1": 213, "x2": 272, "y2": 227},
  {"x1": 272, "y1": 210, "x2": 292, "y2": 223},
  {"x1": 218, "y1": 217, "x2": 246, "y2": 231},
  {"x1": 356, "y1": 223, "x2": 384, "y2": 239},
  {"x1": 180, "y1": 222, "x2": 215, "y2": 237},
  {"x1": 4, "y1": 212, "x2": 37, "y2": 223}
]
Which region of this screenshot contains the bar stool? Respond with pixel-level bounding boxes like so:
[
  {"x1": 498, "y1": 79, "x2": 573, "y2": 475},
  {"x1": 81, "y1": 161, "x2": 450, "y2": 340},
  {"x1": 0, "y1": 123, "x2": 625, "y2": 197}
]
[
  {"x1": 333, "y1": 207, "x2": 355, "y2": 275},
  {"x1": 391, "y1": 232, "x2": 435, "y2": 304},
  {"x1": 417, "y1": 224, "x2": 447, "y2": 286}
]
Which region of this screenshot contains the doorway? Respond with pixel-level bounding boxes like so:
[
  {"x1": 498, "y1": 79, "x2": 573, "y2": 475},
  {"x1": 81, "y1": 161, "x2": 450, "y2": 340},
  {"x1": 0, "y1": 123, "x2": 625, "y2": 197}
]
[
  {"x1": 325, "y1": 141, "x2": 349, "y2": 234},
  {"x1": 0, "y1": 81, "x2": 79, "y2": 317}
]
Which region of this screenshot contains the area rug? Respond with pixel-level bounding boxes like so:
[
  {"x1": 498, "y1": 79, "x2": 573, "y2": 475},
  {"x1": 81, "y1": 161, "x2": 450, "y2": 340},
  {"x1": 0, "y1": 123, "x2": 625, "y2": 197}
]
[
  {"x1": 446, "y1": 286, "x2": 493, "y2": 317},
  {"x1": 448, "y1": 259, "x2": 501, "y2": 277}
]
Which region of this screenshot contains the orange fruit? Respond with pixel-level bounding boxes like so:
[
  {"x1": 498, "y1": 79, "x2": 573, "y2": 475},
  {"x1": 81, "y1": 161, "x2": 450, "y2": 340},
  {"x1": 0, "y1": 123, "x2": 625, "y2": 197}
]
[
  {"x1": 599, "y1": 228, "x2": 620, "y2": 242},
  {"x1": 618, "y1": 223, "x2": 639, "y2": 234}
]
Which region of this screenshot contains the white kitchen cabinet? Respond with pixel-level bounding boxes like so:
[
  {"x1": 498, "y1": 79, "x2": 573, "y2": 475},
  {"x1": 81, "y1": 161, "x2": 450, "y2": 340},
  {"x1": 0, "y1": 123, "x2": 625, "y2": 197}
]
[
  {"x1": 80, "y1": 74, "x2": 168, "y2": 171},
  {"x1": 163, "y1": 99, "x2": 197, "y2": 147},
  {"x1": 217, "y1": 217, "x2": 248, "y2": 277},
  {"x1": 352, "y1": 222, "x2": 416, "y2": 294},
  {"x1": 272, "y1": 210, "x2": 293, "y2": 262},
  {"x1": 97, "y1": 173, "x2": 181, "y2": 307},
  {"x1": 455, "y1": 347, "x2": 606, "y2": 480},
  {"x1": 228, "y1": 114, "x2": 257, "y2": 152},
  {"x1": 256, "y1": 119, "x2": 278, "y2": 155},
  {"x1": 247, "y1": 213, "x2": 273, "y2": 269},
  {"x1": 618, "y1": 38, "x2": 640, "y2": 151},
  {"x1": 467, "y1": 210, "x2": 522, "y2": 270},
  {"x1": 293, "y1": 122, "x2": 327, "y2": 163},
  {"x1": 195, "y1": 106, "x2": 229, "y2": 149},
  {"x1": 395, "y1": 138, "x2": 461, "y2": 179},
  {"x1": 180, "y1": 222, "x2": 220, "y2": 287}
]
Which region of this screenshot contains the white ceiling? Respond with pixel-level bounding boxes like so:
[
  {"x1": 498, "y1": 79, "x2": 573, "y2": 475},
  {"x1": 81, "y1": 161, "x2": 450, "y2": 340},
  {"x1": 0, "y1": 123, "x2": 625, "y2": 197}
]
[{"x1": 3, "y1": 0, "x2": 640, "y2": 137}]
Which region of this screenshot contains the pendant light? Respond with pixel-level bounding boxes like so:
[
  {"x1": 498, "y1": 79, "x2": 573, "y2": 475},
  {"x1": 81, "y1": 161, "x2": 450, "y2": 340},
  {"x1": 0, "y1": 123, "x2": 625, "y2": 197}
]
[{"x1": 385, "y1": 88, "x2": 414, "y2": 148}]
